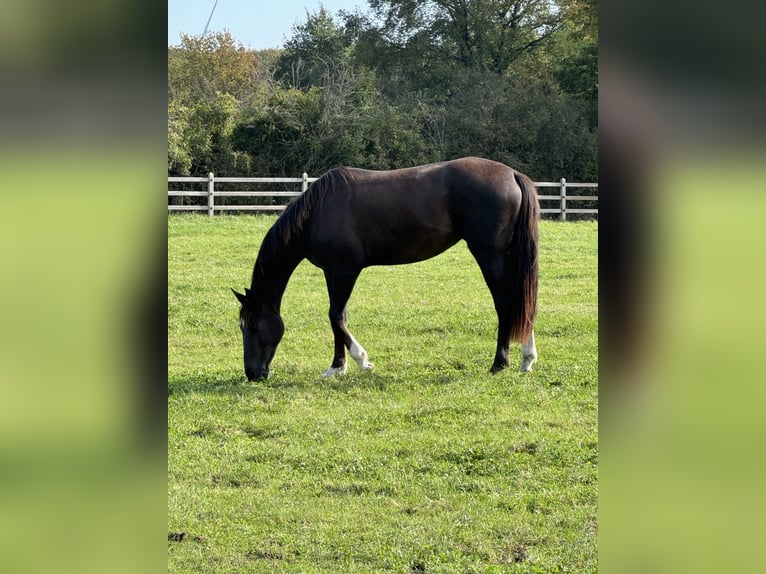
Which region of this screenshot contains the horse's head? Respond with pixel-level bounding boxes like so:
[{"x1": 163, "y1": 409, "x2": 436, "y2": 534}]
[{"x1": 232, "y1": 288, "x2": 284, "y2": 380}]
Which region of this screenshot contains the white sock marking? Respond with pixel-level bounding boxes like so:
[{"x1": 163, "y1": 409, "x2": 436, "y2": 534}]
[
  {"x1": 519, "y1": 331, "x2": 538, "y2": 372},
  {"x1": 322, "y1": 363, "x2": 348, "y2": 377},
  {"x1": 348, "y1": 334, "x2": 374, "y2": 370}
]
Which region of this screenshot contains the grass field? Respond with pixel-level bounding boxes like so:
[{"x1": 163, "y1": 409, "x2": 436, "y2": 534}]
[{"x1": 168, "y1": 215, "x2": 597, "y2": 573}]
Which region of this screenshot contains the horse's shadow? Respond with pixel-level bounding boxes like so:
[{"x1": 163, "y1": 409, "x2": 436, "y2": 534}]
[
  {"x1": 167, "y1": 367, "x2": 394, "y2": 397},
  {"x1": 166, "y1": 359, "x2": 487, "y2": 398},
  {"x1": 168, "y1": 374, "x2": 244, "y2": 396}
]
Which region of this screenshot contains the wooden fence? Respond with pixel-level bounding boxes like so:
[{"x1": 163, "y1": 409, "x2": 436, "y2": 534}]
[
  {"x1": 536, "y1": 180, "x2": 598, "y2": 220},
  {"x1": 168, "y1": 173, "x2": 597, "y2": 220}
]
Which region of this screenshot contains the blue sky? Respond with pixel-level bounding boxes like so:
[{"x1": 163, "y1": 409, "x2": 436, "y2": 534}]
[{"x1": 168, "y1": 0, "x2": 369, "y2": 50}]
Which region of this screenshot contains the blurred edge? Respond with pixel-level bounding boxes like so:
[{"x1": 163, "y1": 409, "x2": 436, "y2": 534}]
[
  {"x1": 3, "y1": 0, "x2": 766, "y2": 572},
  {"x1": 0, "y1": 1, "x2": 167, "y2": 573},
  {"x1": 600, "y1": 1, "x2": 766, "y2": 573}
]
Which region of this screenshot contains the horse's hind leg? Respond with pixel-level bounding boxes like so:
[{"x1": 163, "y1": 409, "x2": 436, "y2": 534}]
[
  {"x1": 322, "y1": 269, "x2": 374, "y2": 377},
  {"x1": 348, "y1": 332, "x2": 374, "y2": 371},
  {"x1": 469, "y1": 242, "x2": 538, "y2": 373},
  {"x1": 520, "y1": 331, "x2": 538, "y2": 372},
  {"x1": 468, "y1": 247, "x2": 514, "y2": 373}
]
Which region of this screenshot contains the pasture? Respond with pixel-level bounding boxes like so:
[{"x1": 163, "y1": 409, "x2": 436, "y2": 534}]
[{"x1": 168, "y1": 215, "x2": 597, "y2": 573}]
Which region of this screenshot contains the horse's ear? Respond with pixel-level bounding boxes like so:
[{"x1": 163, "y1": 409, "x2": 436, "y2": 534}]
[{"x1": 231, "y1": 288, "x2": 248, "y2": 306}]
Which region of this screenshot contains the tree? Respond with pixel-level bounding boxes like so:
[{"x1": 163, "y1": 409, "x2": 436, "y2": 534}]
[
  {"x1": 168, "y1": 101, "x2": 192, "y2": 175},
  {"x1": 167, "y1": 3, "x2": 597, "y2": 182},
  {"x1": 431, "y1": 68, "x2": 596, "y2": 180},
  {"x1": 275, "y1": 7, "x2": 355, "y2": 89},
  {"x1": 368, "y1": 0, "x2": 564, "y2": 75},
  {"x1": 232, "y1": 66, "x2": 428, "y2": 175},
  {"x1": 552, "y1": 0, "x2": 598, "y2": 128},
  {"x1": 168, "y1": 31, "x2": 264, "y2": 108},
  {"x1": 168, "y1": 32, "x2": 267, "y2": 175},
  {"x1": 232, "y1": 87, "x2": 324, "y2": 175},
  {"x1": 168, "y1": 92, "x2": 250, "y2": 176}
]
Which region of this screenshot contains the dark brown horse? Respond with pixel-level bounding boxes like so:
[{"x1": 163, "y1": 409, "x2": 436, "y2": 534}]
[{"x1": 233, "y1": 157, "x2": 539, "y2": 380}]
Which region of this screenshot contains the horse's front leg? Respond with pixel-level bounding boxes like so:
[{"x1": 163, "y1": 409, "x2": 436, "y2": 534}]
[
  {"x1": 323, "y1": 306, "x2": 350, "y2": 377},
  {"x1": 322, "y1": 269, "x2": 374, "y2": 377}
]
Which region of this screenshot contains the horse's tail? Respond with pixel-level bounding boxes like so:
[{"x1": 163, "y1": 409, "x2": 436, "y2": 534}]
[{"x1": 507, "y1": 171, "x2": 540, "y2": 342}]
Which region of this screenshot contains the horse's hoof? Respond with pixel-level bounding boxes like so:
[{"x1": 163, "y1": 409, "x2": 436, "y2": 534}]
[
  {"x1": 322, "y1": 363, "x2": 348, "y2": 377},
  {"x1": 356, "y1": 357, "x2": 374, "y2": 371},
  {"x1": 490, "y1": 363, "x2": 508, "y2": 374},
  {"x1": 352, "y1": 357, "x2": 375, "y2": 371},
  {"x1": 519, "y1": 356, "x2": 537, "y2": 372}
]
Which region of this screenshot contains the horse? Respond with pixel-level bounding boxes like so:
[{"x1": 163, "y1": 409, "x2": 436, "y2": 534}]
[{"x1": 232, "y1": 156, "x2": 539, "y2": 381}]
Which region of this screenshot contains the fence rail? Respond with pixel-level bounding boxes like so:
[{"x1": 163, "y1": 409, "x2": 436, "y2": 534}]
[{"x1": 168, "y1": 173, "x2": 597, "y2": 220}]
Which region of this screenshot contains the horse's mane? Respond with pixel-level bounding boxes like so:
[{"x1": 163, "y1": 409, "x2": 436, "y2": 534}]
[
  {"x1": 277, "y1": 167, "x2": 349, "y2": 246},
  {"x1": 251, "y1": 167, "x2": 350, "y2": 287}
]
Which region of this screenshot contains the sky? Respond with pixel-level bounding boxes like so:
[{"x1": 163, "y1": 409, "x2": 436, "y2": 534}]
[{"x1": 168, "y1": 0, "x2": 369, "y2": 50}]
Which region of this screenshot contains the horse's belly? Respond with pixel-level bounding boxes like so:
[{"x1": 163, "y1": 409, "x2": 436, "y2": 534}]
[
  {"x1": 307, "y1": 193, "x2": 459, "y2": 268},
  {"x1": 362, "y1": 228, "x2": 460, "y2": 266}
]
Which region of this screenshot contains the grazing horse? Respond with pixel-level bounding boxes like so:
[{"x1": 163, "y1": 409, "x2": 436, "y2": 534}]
[{"x1": 233, "y1": 157, "x2": 539, "y2": 380}]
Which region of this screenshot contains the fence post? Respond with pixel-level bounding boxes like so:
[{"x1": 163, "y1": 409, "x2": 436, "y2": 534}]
[
  {"x1": 207, "y1": 172, "x2": 215, "y2": 217},
  {"x1": 559, "y1": 177, "x2": 567, "y2": 221},
  {"x1": 302, "y1": 172, "x2": 309, "y2": 193}
]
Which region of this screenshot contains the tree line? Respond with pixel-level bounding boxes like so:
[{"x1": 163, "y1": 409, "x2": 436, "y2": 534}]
[{"x1": 168, "y1": 0, "x2": 596, "y2": 181}]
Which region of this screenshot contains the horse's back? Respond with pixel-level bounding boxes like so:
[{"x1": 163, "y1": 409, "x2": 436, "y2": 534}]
[{"x1": 339, "y1": 157, "x2": 520, "y2": 215}]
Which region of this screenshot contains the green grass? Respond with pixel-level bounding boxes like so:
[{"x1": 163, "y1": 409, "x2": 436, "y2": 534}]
[{"x1": 168, "y1": 215, "x2": 597, "y2": 573}]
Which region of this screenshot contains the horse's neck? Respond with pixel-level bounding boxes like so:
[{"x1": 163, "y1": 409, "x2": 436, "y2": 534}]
[{"x1": 250, "y1": 236, "x2": 305, "y2": 313}]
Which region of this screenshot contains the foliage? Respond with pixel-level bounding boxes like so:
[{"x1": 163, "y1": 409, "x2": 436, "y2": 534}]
[
  {"x1": 368, "y1": 0, "x2": 563, "y2": 74},
  {"x1": 232, "y1": 68, "x2": 427, "y2": 175},
  {"x1": 168, "y1": 3, "x2": 597, "y2": 180},
  {"x1": 168, "y1": 32, "x2": 267, "y2": 176},
  {"x1": 168, "y1": 215, "x2": 598, "y2": 573},
  {"x1": 169, "y1": 92, "x2": 250, "y2": 176},
  {"x1": 551, "y1": 0, "x2": 598, "y2": 129},
  {"x1": 168, "y1": 32, "x2": 265, "y2": 107},
  {"x1": 275, "y1": 7, "x2": 356, "y2": 89},
  {"x1": 168, "y1": 100, "x2": 192, "y2": 175}
]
